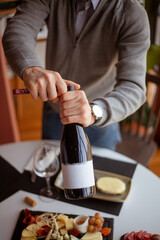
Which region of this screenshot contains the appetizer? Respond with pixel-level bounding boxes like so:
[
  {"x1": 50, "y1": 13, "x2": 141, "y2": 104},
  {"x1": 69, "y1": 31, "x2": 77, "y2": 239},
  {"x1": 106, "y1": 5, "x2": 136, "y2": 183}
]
[
  {"x1": 21, "y1": 209, "x2": 112, "y2": 240},
  {"x1": 121, "y1": 230, "x2": 160, "y2": 240}
]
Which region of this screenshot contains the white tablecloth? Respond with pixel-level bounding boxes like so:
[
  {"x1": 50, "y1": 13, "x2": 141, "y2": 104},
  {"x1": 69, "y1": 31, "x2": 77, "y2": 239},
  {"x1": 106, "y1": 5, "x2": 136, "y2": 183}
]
[{"x1": 0, "y1": 140, "x2": 160, "y2": 240}]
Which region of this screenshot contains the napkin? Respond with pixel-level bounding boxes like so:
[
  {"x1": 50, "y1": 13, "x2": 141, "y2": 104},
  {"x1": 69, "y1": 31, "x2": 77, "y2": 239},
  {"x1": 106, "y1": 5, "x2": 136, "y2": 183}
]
[
  {"x1": 36, "y1": 150, "x2": 57, "y2": 171},
  {"x1": 0, "y1": 155, "x2": 51, "y2": 202},
  {"x1": 24, "y1": 145, "x2": 60, "y2": 172},
  {"x1": 0, "y1": 155, "x2": 22, "y2": 202}
]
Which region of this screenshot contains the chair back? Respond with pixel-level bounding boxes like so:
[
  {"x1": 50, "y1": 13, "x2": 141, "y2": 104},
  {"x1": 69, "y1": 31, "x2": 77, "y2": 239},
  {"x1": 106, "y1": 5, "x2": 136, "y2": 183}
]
[{"x1": 116, "y1": 72, "x2": 160, "y2": 166}]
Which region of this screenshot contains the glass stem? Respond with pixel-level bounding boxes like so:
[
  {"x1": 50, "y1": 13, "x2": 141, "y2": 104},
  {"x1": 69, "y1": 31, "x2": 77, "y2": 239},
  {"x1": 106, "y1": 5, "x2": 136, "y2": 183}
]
[{"x1": 45, "y1": 177, "x2": 52, "y2": 195}]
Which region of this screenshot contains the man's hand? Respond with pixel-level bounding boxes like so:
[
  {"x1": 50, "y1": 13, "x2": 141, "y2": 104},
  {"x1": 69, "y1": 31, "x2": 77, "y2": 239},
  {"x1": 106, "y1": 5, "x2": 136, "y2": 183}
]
[
  {"x1": 22, "y1": 66, "x2": 80, "y2": 102},
  {"x1": 59, "y1": 90, "x2": 96, "y2": 127}
]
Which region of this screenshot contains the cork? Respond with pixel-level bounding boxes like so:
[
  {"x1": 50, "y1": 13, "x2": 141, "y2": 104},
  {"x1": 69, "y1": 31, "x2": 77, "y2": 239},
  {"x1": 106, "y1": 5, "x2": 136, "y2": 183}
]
[{"x1": 24, "y1": 196, "x2": 37, "y2": 207}]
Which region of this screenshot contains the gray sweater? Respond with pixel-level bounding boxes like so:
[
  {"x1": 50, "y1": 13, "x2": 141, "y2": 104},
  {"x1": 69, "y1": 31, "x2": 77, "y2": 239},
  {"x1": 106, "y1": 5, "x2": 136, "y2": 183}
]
[{"x1": 2, "y1": 0, "x2": 150, "y2": 127}]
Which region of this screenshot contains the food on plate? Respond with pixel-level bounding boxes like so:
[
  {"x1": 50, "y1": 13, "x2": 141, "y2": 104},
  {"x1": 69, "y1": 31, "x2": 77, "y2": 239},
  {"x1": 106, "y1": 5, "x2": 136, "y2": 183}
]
[
  {"x1": 121, "y1": 230, "x2": 160, "y2": 240},
  {"x1": 152, "y1": 234, "x2": 160, "y2": 240},
  {"x1": 20, "y1": 209, "x2": 111, "y2": 240},
  {"x1": 74, "y1": 215, "x2": 89, "y2": 233},
  {"x1": 21, "y1": 227, "x2": 37, "y2": 238},
  {"x1": 81, "y1": 232, "x2": 103, "y2": 240},
  {"x1": 100, "y1": 228, "x2": 111, "y2": 236},
  {"x1": 57, "y1": 214, "x2": 74, "y2": 232},
  {"x1": 88, "y1": 212, "x2": 104, "y2": 233},
  {"x1": 96, "y1": 176, "x2": 126, "y2": 195}
]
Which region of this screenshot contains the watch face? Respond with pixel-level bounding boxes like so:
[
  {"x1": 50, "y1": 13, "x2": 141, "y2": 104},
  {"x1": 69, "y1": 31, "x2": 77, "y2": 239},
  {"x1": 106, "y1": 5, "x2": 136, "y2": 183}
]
[{"x1": 92, "y1": 105, "x2": 103, "y2": 118}]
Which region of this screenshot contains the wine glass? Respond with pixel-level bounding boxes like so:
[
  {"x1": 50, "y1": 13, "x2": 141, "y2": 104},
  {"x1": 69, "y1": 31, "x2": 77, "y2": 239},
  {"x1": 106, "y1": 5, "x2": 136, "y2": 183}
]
[{"x1": 33, "y1": 143, "x2": 60, "y2": 201}]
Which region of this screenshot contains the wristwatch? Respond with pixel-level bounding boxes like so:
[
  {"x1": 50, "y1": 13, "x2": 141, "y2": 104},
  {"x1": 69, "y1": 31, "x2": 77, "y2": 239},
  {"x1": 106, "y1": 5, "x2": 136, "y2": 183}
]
[{"x1": 90, "y1": 103, "x2": 103, "y2": 124}]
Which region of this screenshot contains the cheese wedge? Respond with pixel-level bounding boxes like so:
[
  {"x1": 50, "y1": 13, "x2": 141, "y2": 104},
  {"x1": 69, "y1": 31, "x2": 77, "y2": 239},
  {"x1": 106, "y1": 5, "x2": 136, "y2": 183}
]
[
  {"x1": 81, "y1": 232, "x2": 103, "y2": 240},
  {"x1": 21, "y1": 229, "x2": 36, "y2": 238},
  {"x1": 96, "y1": 176, "x2": 126, "y2": 195},
  {"x1": 26, "y1": 223, "x2": 38, "y2": 232}
]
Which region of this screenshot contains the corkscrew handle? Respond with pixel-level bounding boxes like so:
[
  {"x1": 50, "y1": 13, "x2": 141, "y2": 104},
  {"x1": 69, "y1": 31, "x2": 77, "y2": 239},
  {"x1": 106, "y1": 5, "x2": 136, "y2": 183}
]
[{"x1": 13, "y1": 85, "x2": 74, "y2": 95}]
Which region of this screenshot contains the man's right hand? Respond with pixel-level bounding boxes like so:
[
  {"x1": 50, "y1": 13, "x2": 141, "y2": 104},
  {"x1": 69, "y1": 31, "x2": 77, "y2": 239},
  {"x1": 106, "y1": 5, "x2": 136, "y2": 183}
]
[{"x1": 22, "y1": 66, "x2": 80, "y2": 102}]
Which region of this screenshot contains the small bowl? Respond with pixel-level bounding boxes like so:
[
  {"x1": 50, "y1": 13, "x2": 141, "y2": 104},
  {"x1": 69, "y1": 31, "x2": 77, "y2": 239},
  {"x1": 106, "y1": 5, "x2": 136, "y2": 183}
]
[{"x1": 74, "y1": 215, "x2": 89, "y2": 233}]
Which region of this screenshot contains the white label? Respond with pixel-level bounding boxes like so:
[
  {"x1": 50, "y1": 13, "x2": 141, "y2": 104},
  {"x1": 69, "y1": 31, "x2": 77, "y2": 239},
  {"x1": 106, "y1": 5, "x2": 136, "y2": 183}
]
[{"x1": 61, "y1": 160, "x2": 95, "y2": 189}]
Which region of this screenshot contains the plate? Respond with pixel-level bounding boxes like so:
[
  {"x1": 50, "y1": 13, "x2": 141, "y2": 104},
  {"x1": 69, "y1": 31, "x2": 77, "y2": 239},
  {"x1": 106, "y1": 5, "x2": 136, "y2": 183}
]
[
  {"x1": 11, "y1": 210, "x2": 114, "y2": 240},
  {"x1": 54, "y1": 169, "x2": 132, "y2": 202}
]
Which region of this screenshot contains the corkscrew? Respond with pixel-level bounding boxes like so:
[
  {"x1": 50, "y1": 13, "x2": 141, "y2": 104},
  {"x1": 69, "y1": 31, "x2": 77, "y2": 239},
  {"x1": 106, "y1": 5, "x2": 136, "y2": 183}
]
[
  {"x1": 13, "y1": 89, "x2": 30, "y2": 95},
  {"x1": 13, "y1": 85, "x2": 74, "y2": 95}
]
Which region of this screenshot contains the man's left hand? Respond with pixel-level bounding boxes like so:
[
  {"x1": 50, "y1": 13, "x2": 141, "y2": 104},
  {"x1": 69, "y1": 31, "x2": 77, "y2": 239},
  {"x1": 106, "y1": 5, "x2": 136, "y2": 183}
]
[{"x1": 59, "y1": 90, "x2": 96, "y2": 127}]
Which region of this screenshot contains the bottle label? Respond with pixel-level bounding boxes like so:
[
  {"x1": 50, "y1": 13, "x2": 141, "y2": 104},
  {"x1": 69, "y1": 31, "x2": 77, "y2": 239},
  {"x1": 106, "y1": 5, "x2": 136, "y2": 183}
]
[{"x1": 61, "y1": 160, "x2": 95, "y2": 189}]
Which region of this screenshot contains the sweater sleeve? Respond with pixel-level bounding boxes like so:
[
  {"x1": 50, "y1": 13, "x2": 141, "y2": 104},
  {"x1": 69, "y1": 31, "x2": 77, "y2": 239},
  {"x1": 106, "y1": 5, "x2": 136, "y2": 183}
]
[
  {"x1": 94, "y1": 1, "x2": 150, "y2": 127},
  {"x1": 2, "y1": 0, "x2": 50, "y2": 78}
]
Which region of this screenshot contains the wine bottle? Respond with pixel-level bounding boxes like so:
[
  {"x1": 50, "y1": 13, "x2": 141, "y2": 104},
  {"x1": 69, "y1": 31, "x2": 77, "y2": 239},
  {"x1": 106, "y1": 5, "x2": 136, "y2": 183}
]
[{"x1": 60, "y1": 85, "x2": 96, "y2": 200}]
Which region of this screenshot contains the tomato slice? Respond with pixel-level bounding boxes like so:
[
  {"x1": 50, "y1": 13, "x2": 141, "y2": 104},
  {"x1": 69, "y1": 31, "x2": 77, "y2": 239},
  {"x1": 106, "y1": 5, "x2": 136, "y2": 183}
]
[
  {"x1": 23, "y1": 215, "x2": 36, "y2": 225},
  {"x1": 37, "y1": 229, "x2": 46, "y2": 237},
  {"x1": 23, "y1": 209, "x2": 31, "y2": 217},
  {"x1": 36, "y1": 225, "x2": 51, "y2": 237},
  {"x1": 100, "y1": 227, "x2": 111, "y2": 236},
  {"x1": 42, "y1": 225, "x2": 51, "y2": 233},
  {"x1": 69, "y1": 228, "x2": 81, "y2": 237}
]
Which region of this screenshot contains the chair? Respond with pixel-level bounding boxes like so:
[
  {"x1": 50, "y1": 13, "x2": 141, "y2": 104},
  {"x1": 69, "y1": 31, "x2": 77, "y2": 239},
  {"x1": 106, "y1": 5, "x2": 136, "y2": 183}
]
[{"x1": 116, "y1": 72, "x2": 160, "y2": 167}]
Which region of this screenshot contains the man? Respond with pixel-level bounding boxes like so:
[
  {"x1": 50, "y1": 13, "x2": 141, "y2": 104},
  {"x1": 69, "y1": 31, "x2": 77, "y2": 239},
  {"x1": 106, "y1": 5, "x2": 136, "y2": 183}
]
[{"x1": 2, "y1": 0, "x2": 150, "y2": 150}]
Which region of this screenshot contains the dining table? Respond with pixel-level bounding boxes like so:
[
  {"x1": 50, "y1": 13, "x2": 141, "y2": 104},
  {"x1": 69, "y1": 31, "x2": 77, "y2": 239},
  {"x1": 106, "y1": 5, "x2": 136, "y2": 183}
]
[{"x1": 0, "y1": 139, "x2": 160, "y2": 240}]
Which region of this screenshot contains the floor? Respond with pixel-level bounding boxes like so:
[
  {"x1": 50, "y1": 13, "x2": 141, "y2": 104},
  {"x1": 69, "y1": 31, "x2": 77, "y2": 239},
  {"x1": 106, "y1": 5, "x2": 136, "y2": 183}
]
[
  {"x1": 149, "y1": 148, "x2": 160, "y2": 177},
  {"x1": 13, "y1": 86, "x2": 160, "y2": 178}
]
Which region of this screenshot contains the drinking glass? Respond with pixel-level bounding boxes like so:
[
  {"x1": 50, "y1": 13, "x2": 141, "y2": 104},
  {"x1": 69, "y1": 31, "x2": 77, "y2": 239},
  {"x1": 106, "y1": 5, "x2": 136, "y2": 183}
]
[{"x1": 33, "y1": 143, "x2": 60, "y2": 200}]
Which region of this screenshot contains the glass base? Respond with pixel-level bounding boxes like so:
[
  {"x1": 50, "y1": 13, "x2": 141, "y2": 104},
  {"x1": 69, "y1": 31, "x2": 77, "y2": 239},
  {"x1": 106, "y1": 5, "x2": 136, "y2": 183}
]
[{"x1": 39, "y1": 186, "x2": 60, "y2": 202}]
